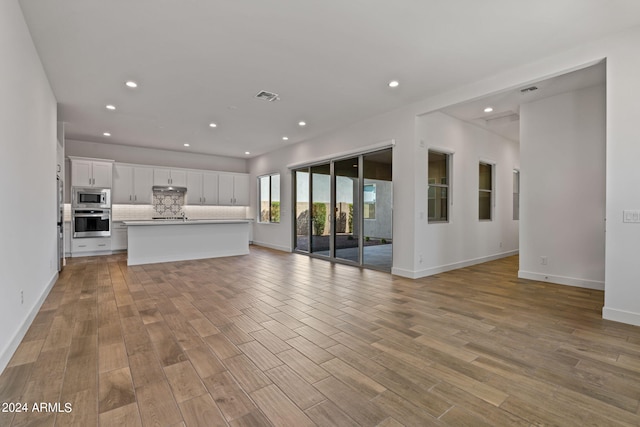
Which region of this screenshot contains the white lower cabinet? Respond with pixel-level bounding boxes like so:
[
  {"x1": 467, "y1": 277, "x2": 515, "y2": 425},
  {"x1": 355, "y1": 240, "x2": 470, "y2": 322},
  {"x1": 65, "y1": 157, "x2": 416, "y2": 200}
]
[
  {"x1": 111, "y1": 222, "x2": 128, "y2": 251},
  {"x1": 71, "y1": 237, "x2": 111, "y2": 255}
]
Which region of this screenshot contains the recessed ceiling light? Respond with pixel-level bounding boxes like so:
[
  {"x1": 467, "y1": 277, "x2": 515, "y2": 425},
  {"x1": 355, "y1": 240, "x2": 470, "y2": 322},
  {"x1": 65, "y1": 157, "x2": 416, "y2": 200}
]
[
  {"x1": 282, "y1": 136, "x2": 289, "y2": 141},
  {"x1": 125, "y1": 81, "x2": 138, "y2": 88},
  {"x1": 106, "y1": 104, "x2": 116, "y2": 110},
  {"x1": 245, "y1": 151, "x2": 250, "y2": 155},
  {"x1": 298, "y1": 121, "x2": 306, "y2": 127},
  {"x1": 103, "y1": 132, "x2": 111, "y2": 137},
  {"x1": 209, "y1": 123, "x2": 217, "y2": 128},
  {"x1": 388, "y1": 80, "x2": 399, "y2": 88},
  {"x1": 484, "y1": 107, "x2": 494, "y2": 113},
  {"x1": 184, "y1": 143, "x2": 190, "y2": 147}
]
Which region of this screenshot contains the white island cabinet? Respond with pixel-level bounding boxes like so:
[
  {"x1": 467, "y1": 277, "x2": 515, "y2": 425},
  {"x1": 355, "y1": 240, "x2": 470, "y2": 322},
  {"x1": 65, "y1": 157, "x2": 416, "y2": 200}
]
[{"x1": 123, "y1": 219, "x2": 250, "y2": 266}]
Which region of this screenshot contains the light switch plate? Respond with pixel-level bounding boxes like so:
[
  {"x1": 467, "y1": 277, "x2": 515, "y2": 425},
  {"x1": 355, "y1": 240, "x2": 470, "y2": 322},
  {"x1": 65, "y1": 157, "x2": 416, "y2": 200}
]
[{"x1": 623, "y1": 210, "x2": 640, "y2": 223}]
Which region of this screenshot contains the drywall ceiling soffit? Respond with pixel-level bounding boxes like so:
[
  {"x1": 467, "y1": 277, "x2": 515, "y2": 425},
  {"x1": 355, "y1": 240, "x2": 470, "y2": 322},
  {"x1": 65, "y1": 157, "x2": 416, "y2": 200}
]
[
  {"x1": 18, "y1": 1, "x2": 633, "y2": 157},
  {"x1": 440, "y1": 62, "x2": 606, "y2": 142}
]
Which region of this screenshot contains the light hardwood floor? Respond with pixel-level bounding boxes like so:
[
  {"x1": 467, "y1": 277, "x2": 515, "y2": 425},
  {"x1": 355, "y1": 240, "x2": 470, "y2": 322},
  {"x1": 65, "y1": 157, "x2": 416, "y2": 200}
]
[{"x1": 1, "y1": 247, "x2": 640, "y2": 426}]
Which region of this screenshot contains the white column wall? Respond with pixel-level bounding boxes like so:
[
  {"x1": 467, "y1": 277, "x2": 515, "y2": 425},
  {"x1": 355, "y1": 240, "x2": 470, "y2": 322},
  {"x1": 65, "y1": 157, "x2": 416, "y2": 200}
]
[
  {"x1": 519, "y1": 84, "x2": 606, "y2": 289},
  {"x1": 603, "y1": 31, "x2": 640, "y2": 325},
  {"x1": 0, "y1": 0, "x2": 58, "y2": 371}
]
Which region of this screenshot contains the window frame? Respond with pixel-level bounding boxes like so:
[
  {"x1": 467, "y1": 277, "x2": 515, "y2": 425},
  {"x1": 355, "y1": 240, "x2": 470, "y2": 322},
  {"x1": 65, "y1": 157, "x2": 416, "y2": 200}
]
[
  {"x1": 513, "y1": 169, "x2": 520, "y2": 221},
  {"x1": 428, "y1": 150, "x2": 450, "y2": 223},
  {"x1": 257, "y1": 173, "x2": 280, "y2": 224},
  {"x1": 478, "y1": 161, "x2": 494, "y2": 221}
]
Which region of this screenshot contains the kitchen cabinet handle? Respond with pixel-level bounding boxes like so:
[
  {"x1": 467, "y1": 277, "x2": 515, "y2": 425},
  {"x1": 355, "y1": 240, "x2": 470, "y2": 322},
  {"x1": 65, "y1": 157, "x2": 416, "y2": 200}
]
[
  {"x1": 134, "y1": 195, "x2": 137, "y2": 201},
  {"x1": 98, "y1": 244, "x2": 107, "y2": 247},
  {"x1": 203, "y1": 197, "x2": 206, "y2": 204},
  {"x1": 129, "y1": 195, "x2": 132, "y2": 201}
]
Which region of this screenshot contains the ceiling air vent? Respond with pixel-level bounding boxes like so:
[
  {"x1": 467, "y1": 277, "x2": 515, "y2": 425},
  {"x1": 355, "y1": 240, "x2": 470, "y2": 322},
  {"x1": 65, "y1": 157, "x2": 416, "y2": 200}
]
[{"x1": 255, "y1": 90, "x2": 280, "y2": 102}]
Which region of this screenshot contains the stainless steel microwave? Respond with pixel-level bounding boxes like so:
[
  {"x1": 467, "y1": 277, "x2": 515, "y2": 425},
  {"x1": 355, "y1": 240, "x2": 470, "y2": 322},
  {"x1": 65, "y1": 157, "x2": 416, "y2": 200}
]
[{"x1": 73, "y1": 187, "x2": 111, "y2": 209}]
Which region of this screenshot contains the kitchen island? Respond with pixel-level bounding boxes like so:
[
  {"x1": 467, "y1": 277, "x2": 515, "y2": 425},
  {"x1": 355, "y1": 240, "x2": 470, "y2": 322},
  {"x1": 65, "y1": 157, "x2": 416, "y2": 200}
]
[{"x1": 123, "y1": 219, "x2": 251, "y2": 266}]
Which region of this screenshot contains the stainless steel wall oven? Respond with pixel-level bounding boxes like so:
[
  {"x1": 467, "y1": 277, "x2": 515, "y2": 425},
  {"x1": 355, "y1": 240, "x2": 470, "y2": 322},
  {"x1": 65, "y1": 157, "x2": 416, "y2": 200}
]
[{"x1": 73, "y1": 209, "x2": 111, "y2": 237}]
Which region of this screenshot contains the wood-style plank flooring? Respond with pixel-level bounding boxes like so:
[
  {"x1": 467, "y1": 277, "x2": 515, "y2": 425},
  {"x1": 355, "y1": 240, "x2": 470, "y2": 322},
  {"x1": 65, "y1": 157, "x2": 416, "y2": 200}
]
[{"x1": 1, "y1": 247, "x2": 640, "y2": 426}]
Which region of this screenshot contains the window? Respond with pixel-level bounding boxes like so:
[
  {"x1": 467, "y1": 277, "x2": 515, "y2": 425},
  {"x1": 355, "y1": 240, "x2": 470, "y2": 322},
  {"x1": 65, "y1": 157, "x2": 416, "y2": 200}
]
[
  {"x1": 513, "y1": 169, "x2": 520, "y2": 220},
  {"x1": 258, "y1": 173, "x2": 280, "y2": 223},
  {"x1": 479, "y1": 162, "x2": 493, "y2": 220},
  {"x1": 363, "y1": 184, "x2": 376, "y2": 219},
  {"x1": 428, "y1": 151, "x2": 449, "y2": 222}
]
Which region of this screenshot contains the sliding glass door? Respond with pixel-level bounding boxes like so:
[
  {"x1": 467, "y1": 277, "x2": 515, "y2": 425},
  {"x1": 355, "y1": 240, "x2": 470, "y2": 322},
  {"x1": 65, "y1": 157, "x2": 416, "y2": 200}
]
[
  {"x1": 294, "y1": 169, "x2": 310, "y2": 252},
  {"x1": 362, "y1": 149, "x2": 393, "y2": 270},
  {"x1": 311, "y1": 164, "x2": 331, "y2": 257},
  {"x1": 293, "y1": 148, "x2": 392, "y2": 271},
  {"x1": 334, "y1": 157, "x2": 360, "y2": 263}
]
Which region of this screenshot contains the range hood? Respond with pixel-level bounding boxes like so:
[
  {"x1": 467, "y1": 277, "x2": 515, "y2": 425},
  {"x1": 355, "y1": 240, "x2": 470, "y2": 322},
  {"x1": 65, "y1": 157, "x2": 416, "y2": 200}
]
[{"x1": 152, "y1": 185, "x2": 187, "y2": 193}]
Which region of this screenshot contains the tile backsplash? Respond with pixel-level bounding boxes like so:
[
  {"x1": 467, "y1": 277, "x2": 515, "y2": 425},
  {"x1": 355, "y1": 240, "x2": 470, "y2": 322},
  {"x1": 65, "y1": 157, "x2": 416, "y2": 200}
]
[
  {"x1": 153, "y1": 192, "x2": 185, "y2": 216},
  {"x1": 111, "y1": 204, "x2": 249, "y2": 221},
  {"x1": 64, "y1": 203, "x2": 250, "y2": 221}
]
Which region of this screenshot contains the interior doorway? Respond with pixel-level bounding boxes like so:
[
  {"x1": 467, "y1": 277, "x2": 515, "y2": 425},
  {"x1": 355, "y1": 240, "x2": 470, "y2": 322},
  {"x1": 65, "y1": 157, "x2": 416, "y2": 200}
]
[{"x1": 293, "y1": 148, "x2": 393, "y2": 271}]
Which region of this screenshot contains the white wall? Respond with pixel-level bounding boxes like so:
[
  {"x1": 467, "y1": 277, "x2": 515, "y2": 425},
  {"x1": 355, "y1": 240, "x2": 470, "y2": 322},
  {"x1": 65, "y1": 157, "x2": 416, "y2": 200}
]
[
  {"x1": 602, "y1": 30, "x2": 640, "y2": 326},
  {"x1": 66, "y1": 139, "x2": 247, "y2": 173},
  {"x1": 519, "y1": 84, "x2": 606, "y2": 289},
  {"x1": 0, "y1": 0, "x2": 58, "y2": 371},
  {"x1": 412, "y1": 112, "x2": 520, "y2": 277}
]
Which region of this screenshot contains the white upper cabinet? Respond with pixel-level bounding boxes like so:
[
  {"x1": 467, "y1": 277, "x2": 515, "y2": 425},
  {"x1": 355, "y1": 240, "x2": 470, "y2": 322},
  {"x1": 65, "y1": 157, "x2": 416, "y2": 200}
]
[
  {"x1": 154, "y1": 168, "x2": 187, "y2": 187},
  {"x1": 112, "y1": 164, "x2": 133, "y2": 203},
  {"x1": 187, "y1": 171, "x2": 219, "y2": 205},
  {"x1": 88, "y1": 159, "x2": 246, "y2": 206},
  {"x1": 113, "y1": 165, "x2": 154, "y2": 204},
  {"x1": 186, "y1": 171, "x2": 203, "y2": 205},
  {"x1": 69, "y1": 157, "x2": 113, "y2": 188},
  {"x1": 202, "y1": 172, "x2": 219, "y2": 205},
  {"x1": 218, "y1": 173, "x2": 249, "y2": 206},
  {"x1": 233, "y1": 174, "x2": 249, "y2": 205},
  {"x1": 133, "y1": 167, "x2": 154, "y2": 204}
]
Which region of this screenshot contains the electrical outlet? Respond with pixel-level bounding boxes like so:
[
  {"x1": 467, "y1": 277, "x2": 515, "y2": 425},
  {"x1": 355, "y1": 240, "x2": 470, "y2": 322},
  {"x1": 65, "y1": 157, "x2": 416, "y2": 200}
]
[
  {"x1": 540, "y1": 256, "x2": 548, "y2": 265},
  {"x1": 419, "y1": 254, "x2": 423, "y2": 264}
]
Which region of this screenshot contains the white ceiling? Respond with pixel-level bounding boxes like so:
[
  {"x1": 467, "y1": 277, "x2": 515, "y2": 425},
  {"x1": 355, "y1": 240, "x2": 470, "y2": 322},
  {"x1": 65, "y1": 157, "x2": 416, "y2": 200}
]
[
  {"x1": 440, "y1": 61, "x2": 606, "y2": 142},
  {"x1": 18, "y1": 1, "x2": 640, "y2": 158}
]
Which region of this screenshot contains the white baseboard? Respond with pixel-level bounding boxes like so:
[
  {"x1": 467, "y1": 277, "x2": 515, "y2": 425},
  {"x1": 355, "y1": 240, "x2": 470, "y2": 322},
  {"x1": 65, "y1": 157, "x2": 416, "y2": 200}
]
[
  {"x1": 391, "y1": 266, "x2": 416, "y2": 278},
  {"x1": 518, "y1": 271, "x2": 604, "y2": 290},
  {"x1": 251, "y1": 241, "x2": 291, "y2": 253},
  {"x1": 0, "y1": 271, "x2": 58, "y2": 373},
  {"x1": 602, "y1": 307, "x2": 640, "y2": 327},
  {"x1": 392, "y1": 250, "x2": 519, "y2": 279}
]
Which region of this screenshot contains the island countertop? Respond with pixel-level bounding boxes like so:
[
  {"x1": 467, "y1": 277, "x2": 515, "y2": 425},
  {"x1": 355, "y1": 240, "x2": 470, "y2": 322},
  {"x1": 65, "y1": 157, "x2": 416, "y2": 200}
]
[{"x1": 123, "y1": 219, "x2": 252, "y2": 226}]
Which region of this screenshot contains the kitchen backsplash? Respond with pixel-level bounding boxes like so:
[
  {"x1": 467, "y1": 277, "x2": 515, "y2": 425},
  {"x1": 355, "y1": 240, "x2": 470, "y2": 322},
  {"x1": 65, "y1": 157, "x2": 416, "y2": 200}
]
[
  {"x1": 64, "y1": 203, "x2": 250, "y2": 221},
  {"x1": 153, "y1": 192, "x2": 185, "y2": 216}
]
